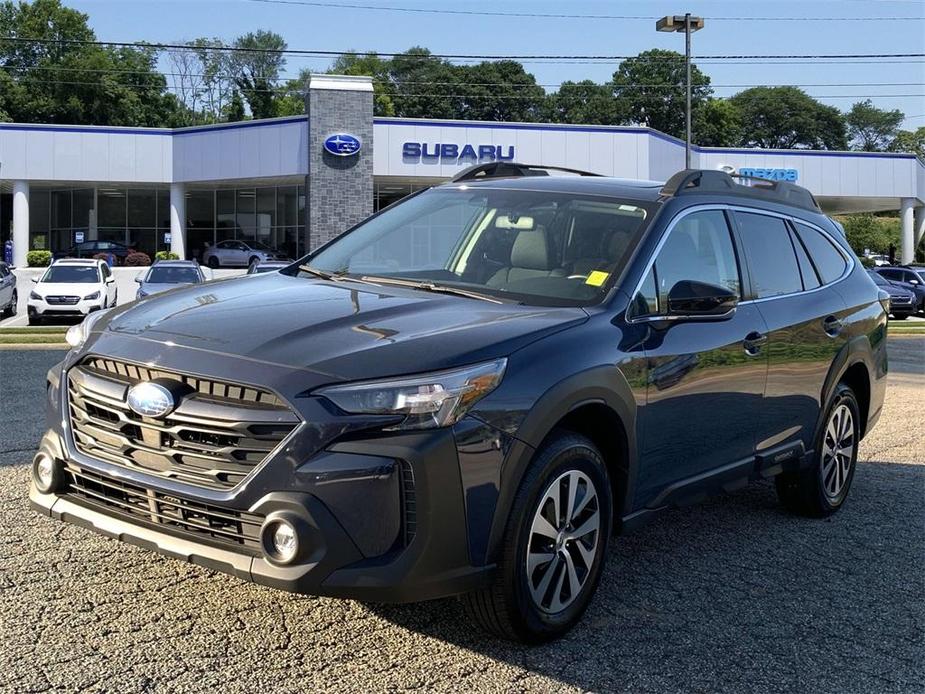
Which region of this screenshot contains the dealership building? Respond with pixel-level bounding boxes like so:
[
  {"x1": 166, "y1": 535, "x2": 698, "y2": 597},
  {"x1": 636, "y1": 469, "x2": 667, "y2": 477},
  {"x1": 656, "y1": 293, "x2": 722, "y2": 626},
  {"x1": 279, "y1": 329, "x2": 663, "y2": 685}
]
[{"x1": 1, "y1": 74, "x2": 923, "y2": 267}]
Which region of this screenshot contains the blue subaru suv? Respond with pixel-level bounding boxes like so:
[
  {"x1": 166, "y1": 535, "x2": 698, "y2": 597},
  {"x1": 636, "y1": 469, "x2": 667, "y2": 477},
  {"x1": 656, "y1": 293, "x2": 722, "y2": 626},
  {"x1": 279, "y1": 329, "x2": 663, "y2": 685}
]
[{"x1": 31, "y1": 166, "x2": 887, "y2": 642}]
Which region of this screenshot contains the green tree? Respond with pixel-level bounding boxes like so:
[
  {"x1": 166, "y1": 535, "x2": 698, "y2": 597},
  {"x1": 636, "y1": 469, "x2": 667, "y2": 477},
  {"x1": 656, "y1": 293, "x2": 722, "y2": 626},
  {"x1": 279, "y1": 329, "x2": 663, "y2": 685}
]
[
  {"x1": 693, "y1": 99, "x2": 742, "y2": 147},
  {"x1": 846, "y1": 99, "x2": 904, "y2": 151},
  {"x1": 837, "y1": 214, "x2": 900, "y2": 256},
  {"x1": 388, "y1": 47, "x2": 463, "y2": 120},
  {"x1": 729, "y1": 87, "x2": 847, "y2": 150},
  {"x1": 457, "y1": 60, "x2": 545, "y2": 122},
  {"x1": 889, "y1": 127, "x2": 925, "y2": 160},
  {"x1": 543, "y1": 80, "x2": 619, "y2": 125},
  {"x1": 328, "y1": 52, "x2": 395, "y2": 116},
  {"x1": 224, "y1": 90, "x2": 246, "y2": 122},
  {"x1": 230, "y1": 30, "x2": 286, "y2": 119},
  {"x1": 0, "y1": 0, "x2": 181, "y2": 126},
  {"x1": 610, "y1": 49, "x2": 711, "y2": 138}
]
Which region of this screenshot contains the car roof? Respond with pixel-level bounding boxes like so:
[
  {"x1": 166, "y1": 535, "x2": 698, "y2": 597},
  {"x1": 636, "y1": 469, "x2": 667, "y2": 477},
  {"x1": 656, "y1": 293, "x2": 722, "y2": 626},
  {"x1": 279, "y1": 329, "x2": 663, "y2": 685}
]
[
  {"x1": 438, "y1": 175, "x2": 665, "y2": 202},
  {"x1": 53, "y1": 258, "x2": 100, "y2": 265},
  {"x1": 151, "y1": 260, "x2": 200, "y2": 267}
]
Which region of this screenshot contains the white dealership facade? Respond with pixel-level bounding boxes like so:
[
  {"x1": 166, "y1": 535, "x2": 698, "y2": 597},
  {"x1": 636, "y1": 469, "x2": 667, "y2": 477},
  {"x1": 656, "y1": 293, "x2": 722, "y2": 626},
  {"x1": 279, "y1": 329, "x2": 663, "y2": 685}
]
[{"x1": 1, "y1": 74, "x2": 923, "y2": 267}]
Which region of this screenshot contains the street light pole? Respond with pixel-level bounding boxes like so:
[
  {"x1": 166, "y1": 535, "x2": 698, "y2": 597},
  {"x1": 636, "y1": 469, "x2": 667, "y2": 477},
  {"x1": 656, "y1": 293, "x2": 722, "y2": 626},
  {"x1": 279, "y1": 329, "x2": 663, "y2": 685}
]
[
  {"x1": 656, "y1": 13, "x2": 704, "y2": 170},
  {"x1": 685, "y1": 13, "x2": 692, "y2": 169}
]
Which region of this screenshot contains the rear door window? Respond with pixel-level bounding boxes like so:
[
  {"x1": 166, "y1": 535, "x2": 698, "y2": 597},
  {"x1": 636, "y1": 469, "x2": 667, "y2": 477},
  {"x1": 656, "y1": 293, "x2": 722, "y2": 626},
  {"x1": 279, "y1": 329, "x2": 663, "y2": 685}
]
[
  {"x1": 734, "y1": 212, "x2": 803, "y2": 298},
  {"x1": 793, "y1": 222, "x2": 848, "y2": 284}
]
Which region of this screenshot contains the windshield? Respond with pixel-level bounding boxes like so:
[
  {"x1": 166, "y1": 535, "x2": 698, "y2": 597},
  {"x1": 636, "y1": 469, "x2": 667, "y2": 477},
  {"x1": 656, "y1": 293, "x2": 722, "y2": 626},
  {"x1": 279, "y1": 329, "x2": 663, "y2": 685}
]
[
  {"x1": 296, "y1": 187, "x2": 655, "y2": 306},
  {"x1": 868, "y1": 271, "x2": 889, "y2": 287},
  {"x1": 41, "y1": 266, "x2": 100, "y2": 283},
  {"x1": 145, "y1": 266, "x2": 202, "y2": 284}
]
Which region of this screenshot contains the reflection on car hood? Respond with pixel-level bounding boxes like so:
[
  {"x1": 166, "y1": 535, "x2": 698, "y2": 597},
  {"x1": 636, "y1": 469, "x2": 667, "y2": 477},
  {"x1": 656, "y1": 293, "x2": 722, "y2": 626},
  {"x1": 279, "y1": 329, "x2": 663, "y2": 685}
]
[{"x1": 103, "y1": 273, "x2": 587, "y2": 379}]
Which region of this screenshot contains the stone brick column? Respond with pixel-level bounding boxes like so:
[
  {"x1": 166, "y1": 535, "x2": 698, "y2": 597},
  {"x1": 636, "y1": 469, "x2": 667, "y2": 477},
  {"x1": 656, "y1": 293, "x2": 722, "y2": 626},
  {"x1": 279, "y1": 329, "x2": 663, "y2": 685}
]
[{"x1": 305, "y1": 74, "x2": 374, "y2": 254}]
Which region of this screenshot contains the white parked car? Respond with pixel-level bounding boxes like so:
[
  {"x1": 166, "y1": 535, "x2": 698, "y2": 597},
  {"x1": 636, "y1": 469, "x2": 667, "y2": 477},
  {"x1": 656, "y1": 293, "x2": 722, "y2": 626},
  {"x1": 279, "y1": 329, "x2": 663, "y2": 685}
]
[
  {"x1": 201, "y1": 240, "x2": 289, "y2": 269},
  {"x1": 27, "y1": 258, "x2": 117, "y2": 325}
]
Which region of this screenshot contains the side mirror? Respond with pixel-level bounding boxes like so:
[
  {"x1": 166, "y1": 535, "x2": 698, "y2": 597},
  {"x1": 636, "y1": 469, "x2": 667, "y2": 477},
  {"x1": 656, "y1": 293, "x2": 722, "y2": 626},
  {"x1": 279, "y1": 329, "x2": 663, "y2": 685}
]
[
  {"x1": 31, "y1": 276, "x2": 39, "y2": 283},
  {"x1": 134, "y1": 276, "x2": 142, "y2": 283},
  {"x1": 667, "y1": 280, "x2": 739, "y2": 318},
  {"x1": 106, "y1": 276, "x2": 115, "y2": 284}
]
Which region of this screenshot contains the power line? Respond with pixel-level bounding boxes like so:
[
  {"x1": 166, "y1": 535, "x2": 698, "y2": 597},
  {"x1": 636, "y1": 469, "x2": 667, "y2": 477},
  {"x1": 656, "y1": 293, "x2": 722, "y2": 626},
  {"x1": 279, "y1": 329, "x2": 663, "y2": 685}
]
[
  {"x1": 4, "y1": 64, "x2": 923, "y2": 90},
  {"x1": 2, "y1": 36, "x2": 923, "y2": 61},
  {"x1": 240, "y1": 0, "x2": 925, "y2": 21}
]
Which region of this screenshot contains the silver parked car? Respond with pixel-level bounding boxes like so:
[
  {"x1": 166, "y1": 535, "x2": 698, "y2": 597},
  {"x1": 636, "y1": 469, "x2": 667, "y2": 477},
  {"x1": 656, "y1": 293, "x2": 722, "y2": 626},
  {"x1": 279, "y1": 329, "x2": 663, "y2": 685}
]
[
  {"x1": 202, "y1": 240, "x2": 289, "y2": 269},
  {"x1": 135, "y1": 260, "x2": 206, "y2": 299}
]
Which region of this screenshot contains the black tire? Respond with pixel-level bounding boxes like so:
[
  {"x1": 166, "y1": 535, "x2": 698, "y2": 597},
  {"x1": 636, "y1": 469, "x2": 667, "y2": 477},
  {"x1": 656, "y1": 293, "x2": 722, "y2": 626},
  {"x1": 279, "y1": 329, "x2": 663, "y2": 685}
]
[
  {"x1": 248, "y1": 256, "x2": 260, "y2": 269},
  {"x1": 9, "y1": 291, "x2": 16, "y2": 316},
  {"x1": 776, "y1": 383, "x2": 860, "y2": 518},
  {"x1": 27, "y1": 314, "x2": 42, "y2": 326},
  {"x1": 207, "y1": 256, "x2": 219, "y2": 269},
  {"x1": 892, "y1": 314, "x2": 908, "y2": 321},
  {"x1": 462, "y1": 431, "x2": 612, "y2": 643},
  {"x1": 1, "y1": 291, "x2": 14, "y2": 318}
]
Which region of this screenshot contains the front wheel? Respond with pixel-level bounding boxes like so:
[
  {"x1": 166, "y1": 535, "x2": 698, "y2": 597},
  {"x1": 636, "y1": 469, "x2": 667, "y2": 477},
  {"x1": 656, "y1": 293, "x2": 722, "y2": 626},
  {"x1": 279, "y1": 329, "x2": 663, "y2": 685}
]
[
  {"x1": 2, "y1": 291, "x2": 15, "y2": 317},
  {"x1": 776, "y1": 383, "x2": 860, "y2": 518},
  {"x1": 462, "y1": 432, "x2": 612, "y2": 643}
]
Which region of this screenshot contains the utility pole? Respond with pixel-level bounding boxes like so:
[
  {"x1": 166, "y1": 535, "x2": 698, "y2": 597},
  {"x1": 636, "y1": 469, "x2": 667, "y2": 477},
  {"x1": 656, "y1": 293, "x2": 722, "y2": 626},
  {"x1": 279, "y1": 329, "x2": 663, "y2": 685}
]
[{"x1": 656, "y1": 14, "x2": 705, "y2": 169}]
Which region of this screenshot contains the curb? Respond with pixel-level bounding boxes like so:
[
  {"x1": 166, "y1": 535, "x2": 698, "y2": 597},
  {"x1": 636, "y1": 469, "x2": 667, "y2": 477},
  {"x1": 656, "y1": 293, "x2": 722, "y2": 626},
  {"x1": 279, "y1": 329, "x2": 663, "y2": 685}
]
[{"x1": 0, "y1": 344, "x2": 68, "y2": 350}]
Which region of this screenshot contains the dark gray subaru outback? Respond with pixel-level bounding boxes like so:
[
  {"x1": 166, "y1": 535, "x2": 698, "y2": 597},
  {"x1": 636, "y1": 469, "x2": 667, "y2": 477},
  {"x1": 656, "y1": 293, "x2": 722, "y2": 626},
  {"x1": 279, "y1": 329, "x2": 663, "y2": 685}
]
[{"x1": 31, "y1": 166, "x2": 888, "y2": 642}]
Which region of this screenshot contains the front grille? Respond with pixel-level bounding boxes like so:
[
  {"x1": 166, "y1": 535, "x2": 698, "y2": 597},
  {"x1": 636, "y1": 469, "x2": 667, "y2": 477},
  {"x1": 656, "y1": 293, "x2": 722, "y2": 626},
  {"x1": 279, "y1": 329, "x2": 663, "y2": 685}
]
[
  {"x1": 67, "y1": 357, "x2": 300, "y2": 490},
  {"x1": 46, "y1": 295, "x2": 80, "y2": 305},
  {"x1": 891, "y1": 296, "x2": 912, "y2": 305},
  {"x1": 63, "y1": 465, "x2": 264, "y2": 551}
]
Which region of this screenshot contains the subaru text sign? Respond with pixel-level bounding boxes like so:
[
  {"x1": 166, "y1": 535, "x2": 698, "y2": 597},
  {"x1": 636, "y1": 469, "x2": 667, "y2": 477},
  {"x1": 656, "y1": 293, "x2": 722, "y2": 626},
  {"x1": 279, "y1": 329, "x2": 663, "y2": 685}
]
[
  {"x1": 739, "y1": 167, "x2": 799, "y2": 182},
  {"x1": 403, "y1": 142, "x2": 515, "y2": 164},
  {"x1": 323, "y1": 133, "x2": 362, "y2": 157}
]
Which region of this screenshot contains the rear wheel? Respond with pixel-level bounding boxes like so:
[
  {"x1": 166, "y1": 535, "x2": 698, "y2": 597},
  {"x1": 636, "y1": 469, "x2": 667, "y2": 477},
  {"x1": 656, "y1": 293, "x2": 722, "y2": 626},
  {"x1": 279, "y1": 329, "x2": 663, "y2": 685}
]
[
  {"x1": 776, "y1": 383, "x2": 860, "y2": 518},
  {"x1": 462, "y1": 432, "x2": 612, "y2": 643},
  {"x1": 207, "y1": 256, "x2": 219, "y2": 269}
]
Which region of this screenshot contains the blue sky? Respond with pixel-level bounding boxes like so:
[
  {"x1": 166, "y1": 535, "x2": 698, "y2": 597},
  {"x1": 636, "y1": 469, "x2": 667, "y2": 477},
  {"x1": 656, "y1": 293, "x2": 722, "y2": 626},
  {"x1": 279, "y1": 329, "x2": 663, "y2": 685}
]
[{"x1": 67, "y1": 0, "x2": 925, "y2": 128}]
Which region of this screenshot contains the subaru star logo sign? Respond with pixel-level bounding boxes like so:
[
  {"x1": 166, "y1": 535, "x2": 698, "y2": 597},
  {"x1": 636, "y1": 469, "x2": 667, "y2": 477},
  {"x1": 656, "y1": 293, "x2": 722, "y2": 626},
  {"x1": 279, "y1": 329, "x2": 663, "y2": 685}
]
[
  {"x1": 323, "y1": 133, "x2": 362, "y2": 157},
  {"x1": 127, "y1": 382, "x2": 175, "y2": 418}
]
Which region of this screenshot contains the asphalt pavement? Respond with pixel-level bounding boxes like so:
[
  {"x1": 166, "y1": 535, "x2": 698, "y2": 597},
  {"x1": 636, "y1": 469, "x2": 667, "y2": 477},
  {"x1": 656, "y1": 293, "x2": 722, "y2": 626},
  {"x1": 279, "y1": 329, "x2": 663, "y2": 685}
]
[{"x1": 0, "y1": 340, "x2": 922, "y2": 693}]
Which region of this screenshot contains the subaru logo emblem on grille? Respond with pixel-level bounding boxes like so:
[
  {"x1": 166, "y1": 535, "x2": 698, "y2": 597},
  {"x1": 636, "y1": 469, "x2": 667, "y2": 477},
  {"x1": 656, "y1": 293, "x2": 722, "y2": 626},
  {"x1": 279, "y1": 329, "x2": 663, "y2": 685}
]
[
  {"x1": 323, "y1": 133, "x2": 362, "y2": 156},
  {"x1": 127, "y1": 382, "x2": 175, "y2": 418}
]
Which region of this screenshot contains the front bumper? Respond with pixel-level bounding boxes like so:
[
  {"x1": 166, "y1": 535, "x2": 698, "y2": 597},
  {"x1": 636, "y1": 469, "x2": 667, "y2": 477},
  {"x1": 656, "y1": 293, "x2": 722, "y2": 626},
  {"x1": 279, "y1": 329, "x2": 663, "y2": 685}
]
[
  {"x1": 28, "y1": 298, "x2": 103, "y2": 317},
  {"x1": 32, "y1": 380, "x2": 502, "y2": 603}
]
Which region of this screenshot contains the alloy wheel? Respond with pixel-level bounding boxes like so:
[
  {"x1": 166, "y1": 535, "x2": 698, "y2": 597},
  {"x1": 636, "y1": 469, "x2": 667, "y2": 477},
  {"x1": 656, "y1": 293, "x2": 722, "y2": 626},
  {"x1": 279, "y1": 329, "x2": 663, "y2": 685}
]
[
  {"x1": 526, "y1": 469, "x2": 601, "y2": 614},
  {"x1": 821, "y1": 403, "x2": 855, "y2": 502}
]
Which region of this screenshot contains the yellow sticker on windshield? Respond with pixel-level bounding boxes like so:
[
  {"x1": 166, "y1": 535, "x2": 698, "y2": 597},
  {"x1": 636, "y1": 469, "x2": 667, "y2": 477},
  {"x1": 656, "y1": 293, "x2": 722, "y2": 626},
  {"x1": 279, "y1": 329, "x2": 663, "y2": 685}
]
[{"x1": 585, "y1": 271, "x2": 610, "y2": 287}]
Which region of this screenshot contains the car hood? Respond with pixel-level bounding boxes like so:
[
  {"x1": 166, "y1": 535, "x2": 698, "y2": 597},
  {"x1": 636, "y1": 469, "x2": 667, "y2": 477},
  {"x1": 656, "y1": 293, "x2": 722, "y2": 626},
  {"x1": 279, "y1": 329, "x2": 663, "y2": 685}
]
[
  {"x1": 101, "y1": 273, "x2": 587, "y2": 380},
  {"x1": 35, "y1": 282, "x2": 101, "y2": 296},
  {"x1": 139, "y1": 282, "x2": 198, "y2": 296}
]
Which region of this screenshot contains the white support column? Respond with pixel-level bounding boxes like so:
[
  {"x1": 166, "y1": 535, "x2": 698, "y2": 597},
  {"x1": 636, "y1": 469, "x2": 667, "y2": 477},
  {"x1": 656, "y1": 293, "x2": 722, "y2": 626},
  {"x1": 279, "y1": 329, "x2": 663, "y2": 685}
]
[
  {"x1": 900, "y1": 198, "x2": 915, "y2": 264},
  {"x1": 169, "y1": 183, "x2": 186, "y2": 260},
  {"x1": 12, "y1": 180, "x2": 29, "y2": 268},
  {"x1": 914, "y1": 205, "x2": 925, "y2": 252}
]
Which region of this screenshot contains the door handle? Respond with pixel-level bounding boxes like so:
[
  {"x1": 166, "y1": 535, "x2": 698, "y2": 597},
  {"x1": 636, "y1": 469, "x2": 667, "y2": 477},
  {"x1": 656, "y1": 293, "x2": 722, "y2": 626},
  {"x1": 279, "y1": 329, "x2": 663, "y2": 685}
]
[
  {"x1": 823, "y1": 315, "x2": 843, "y2": 337},
  {"x1": 743, "y1": 331, "x2": 767, "y2": 356}
]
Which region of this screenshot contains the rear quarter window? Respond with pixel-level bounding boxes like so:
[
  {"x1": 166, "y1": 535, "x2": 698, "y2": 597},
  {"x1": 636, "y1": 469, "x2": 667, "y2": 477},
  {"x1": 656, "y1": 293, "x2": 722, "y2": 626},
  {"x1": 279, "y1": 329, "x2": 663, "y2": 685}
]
[{"x1": 793, "y1": 222, "x2": 848, "y2": 284}]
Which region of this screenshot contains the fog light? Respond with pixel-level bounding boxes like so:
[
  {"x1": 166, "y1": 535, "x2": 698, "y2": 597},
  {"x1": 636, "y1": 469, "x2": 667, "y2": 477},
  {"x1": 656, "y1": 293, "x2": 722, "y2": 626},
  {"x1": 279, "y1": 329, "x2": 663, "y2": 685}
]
[
  {"x1": 32, "y1": 454, "x2": 63, "y2": 494},
  {"x1": 261, "y1": 515, "x2": 301, "y2": 564}
]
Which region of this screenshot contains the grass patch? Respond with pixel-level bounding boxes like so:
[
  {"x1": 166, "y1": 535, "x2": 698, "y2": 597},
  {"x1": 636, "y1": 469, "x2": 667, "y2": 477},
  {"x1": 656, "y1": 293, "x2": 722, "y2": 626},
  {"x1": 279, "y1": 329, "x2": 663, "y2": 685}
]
[
  {"x1": 0, "y1": 334, "x2": 67, "y2": 344},
  {"x1": 0, "y1": 326, "x2": 68, "y2": 335}
]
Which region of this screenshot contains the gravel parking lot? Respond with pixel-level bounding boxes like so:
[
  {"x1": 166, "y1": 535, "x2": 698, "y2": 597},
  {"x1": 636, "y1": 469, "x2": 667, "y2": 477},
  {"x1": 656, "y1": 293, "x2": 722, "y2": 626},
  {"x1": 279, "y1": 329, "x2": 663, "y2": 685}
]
[{"x1": 1, "y1": 339, "x2": 922, "y2": 693}]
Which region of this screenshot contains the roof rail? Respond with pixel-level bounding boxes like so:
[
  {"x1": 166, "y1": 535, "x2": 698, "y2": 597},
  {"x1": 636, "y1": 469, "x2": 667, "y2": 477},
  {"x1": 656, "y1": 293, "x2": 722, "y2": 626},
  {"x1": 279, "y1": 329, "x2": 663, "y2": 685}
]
[
  {"x1": 451, "y1": 161, "x2": 601, "y2": 183},
  {"x1": 660, "y1": 169, "x2": 821, "y2": 212}
]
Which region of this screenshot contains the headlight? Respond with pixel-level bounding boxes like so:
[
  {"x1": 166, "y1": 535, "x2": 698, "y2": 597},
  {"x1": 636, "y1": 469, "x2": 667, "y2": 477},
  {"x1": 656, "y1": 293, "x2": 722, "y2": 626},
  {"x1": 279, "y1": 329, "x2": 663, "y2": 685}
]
[
  {"x1": 29, "y1": 291, "x2": 42, "y2": 300},
  {"x1": 84, "y1": 291, "x2": 100, "y2": 300},
  {"x1": 65, "y1": 309, "x2": 108, "y2": 349},
  {"x1": 317, "y1": 359, "x2": 507, "y2": 430}
]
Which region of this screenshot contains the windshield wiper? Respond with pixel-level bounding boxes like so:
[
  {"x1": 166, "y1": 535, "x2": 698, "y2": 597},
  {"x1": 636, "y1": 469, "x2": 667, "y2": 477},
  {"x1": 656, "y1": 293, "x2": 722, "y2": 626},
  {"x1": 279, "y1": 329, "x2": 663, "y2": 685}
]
[
  {"x1": 298, "y1": 264, "x2": 343, "y2": 281},
  {"x1": 359, "y1": 275, "x2": 504, "y2": 304}
]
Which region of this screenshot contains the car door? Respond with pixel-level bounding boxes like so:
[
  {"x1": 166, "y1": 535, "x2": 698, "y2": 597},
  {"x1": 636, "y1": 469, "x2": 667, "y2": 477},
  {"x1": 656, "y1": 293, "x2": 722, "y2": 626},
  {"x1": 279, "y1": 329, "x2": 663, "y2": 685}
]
[
  {"x1": 0, "y1": 265, "x2": 12, "y2": 307},
  {"x1": 732, "y1": 212, "x2": 851, "y2": 459},
  {"x1": 630, "y1": 208, "x2": 769, "y2": 506}
]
